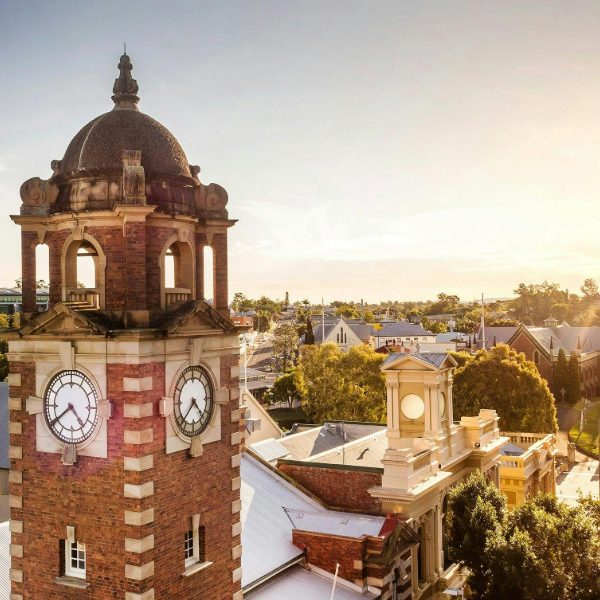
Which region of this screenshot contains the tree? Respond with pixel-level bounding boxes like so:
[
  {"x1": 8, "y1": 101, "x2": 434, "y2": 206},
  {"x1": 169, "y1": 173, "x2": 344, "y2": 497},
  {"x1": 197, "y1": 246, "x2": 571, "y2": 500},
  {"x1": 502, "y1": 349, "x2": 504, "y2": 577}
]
[
  {"x1": 271, "y1": 323, "x2": 299, "y2": 373},
  {"x1": 447, "y1": 470, "x2": 506, "y2": 598},
  {"x1": 231, "y1": 292, "x2": 254, "y2": 314},
  {"x1": 335, "y1": 304, "x2": 359, "y2": 319},
  {"x1": 304, "y1": 316, "x2": 315, "y2": 345},
  {"x1": 580, "y1": 278, "x2": 600, "y2": 303},
  {"x1": 420, "y1": 316, "x2": 448, "y2": 334},
  {"x1": 553, "y1": 349, "x2": 568, "y2": 402},
  {"x1": 265, "y1": 369, "x2": 300, "y2": 408},
  {"x1": 566, "y1": 352, "x2": 581, "y2": 405},
  {"x1": 448, "y1": 472, "x2": 600, "y2": 600},
  {"x1": 453, "y1": 344, "x2": 558, "y2": 433},
  {"x1": 296, "y1": 343, "x2": 386, "y2": 423}
]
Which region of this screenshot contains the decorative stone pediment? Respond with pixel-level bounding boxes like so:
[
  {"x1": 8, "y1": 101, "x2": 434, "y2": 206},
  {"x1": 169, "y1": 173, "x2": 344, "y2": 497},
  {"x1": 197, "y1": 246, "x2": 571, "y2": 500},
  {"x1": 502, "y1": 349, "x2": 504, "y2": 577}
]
[
  {"x1": 162, "y1": 300, "x2": 237, "y2": 335},
  {"x1": 18, "y1": 303, "x2": 107, "y2": 337}
]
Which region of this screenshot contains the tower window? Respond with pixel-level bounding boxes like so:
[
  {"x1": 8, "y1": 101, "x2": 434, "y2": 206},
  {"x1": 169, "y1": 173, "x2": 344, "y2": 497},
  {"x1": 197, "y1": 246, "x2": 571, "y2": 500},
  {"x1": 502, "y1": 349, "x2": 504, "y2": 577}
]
[
  {"x1": 184, "y1": 515, "x2": 205, "y2": 569},
  {"x1": 64, "y1": 540, "x2": 86, "y2": 579}
]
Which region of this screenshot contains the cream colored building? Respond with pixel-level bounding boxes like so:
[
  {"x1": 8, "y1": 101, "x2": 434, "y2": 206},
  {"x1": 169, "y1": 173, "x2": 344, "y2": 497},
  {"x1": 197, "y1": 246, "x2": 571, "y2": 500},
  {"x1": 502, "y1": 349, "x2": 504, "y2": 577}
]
[{"x1": 498, "y1": 431, "x2": 556, "y2": 507}]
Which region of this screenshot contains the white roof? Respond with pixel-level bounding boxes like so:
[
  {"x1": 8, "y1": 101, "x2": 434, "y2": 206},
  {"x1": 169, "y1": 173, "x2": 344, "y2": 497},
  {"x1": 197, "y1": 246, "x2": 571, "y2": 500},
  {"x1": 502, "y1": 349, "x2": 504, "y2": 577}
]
[
  {"x1": 240, "y1": 454, "x2": 324, "y2": 588},
  {"x1": 283, "y1": 508, "x2": 384, "y2": 538},
  {"x1": 245, "y1": 565, "x2": 378, "y2": 599}
]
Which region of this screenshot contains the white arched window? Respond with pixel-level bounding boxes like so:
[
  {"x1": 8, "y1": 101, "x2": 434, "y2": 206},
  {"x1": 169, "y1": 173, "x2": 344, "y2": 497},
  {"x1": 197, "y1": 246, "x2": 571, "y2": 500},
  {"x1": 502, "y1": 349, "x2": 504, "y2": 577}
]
[{"x1": 162, "y1": 240, "x2": 195, "y2": 308}]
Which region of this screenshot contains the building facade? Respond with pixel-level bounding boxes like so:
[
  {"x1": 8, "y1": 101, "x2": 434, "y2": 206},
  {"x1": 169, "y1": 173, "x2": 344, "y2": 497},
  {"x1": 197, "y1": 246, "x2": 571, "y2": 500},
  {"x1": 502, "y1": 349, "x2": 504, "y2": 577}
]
[{"x1": 7, "y1": 54, "x2": 242, "y2": 599}]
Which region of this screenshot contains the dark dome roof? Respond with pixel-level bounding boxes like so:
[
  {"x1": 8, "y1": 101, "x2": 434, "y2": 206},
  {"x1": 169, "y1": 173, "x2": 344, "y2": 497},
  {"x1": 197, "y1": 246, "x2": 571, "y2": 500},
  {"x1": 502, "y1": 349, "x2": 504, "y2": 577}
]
[{"x1": 60, "y1": 109, "x2": 193, "y2": 182}]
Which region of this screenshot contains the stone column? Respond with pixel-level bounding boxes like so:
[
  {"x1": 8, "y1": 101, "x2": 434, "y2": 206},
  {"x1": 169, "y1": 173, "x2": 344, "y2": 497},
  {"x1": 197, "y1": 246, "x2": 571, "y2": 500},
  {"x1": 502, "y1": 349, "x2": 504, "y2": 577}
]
[
  {"x1": 212, "y1": 232, "x2": 228, "y2": 317},
  {"x1": 435, "y1": 504, "x2": 444, "y2": 576},
  {"x1": 424, "y1": 385, "x2": 432, "y2": 434},
  {"x1": 194, "y1": 232, "x2": 206, "y2": 301}
]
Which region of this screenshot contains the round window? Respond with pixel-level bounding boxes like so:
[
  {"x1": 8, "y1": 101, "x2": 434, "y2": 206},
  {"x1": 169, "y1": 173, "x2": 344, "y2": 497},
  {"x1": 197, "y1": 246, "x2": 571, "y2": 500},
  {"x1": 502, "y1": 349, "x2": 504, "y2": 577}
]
[{"x1": 401, "y1": 394, "x2": 425, "y2": 420}]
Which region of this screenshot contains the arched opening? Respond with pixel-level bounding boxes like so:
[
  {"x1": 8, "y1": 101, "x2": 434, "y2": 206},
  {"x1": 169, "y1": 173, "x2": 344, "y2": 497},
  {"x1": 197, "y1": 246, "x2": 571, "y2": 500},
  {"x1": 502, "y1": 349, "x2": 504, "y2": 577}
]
[
  {"x1": 162, "y1": 240, "x2": 194, "y2": 308},
  {"x1": 62, "y1": 237, "x2": 105, "y2": 309},
  {"x1": 203, "y1": 245, "x2": 214, "y2": 304},
  {"x1": 35, "y1": 243, "x2": 49, "y2": 312}
]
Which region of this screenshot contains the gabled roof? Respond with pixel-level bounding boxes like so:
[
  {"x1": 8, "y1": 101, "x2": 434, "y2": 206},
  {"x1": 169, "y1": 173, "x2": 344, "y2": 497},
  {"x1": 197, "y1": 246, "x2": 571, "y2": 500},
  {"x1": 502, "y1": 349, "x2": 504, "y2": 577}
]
[
  {"x1": 508, "y1": 323, "x2": 600, "y2": 356},
  {"x1": 477, "y1": 326, "x2": 518, "y2": 345},
  {"x1": 381, "y1": 352, "x2": 457, "y2": 370},
  {"x1": 372, "y1": 322, "x2": 435, "y2": 338}
]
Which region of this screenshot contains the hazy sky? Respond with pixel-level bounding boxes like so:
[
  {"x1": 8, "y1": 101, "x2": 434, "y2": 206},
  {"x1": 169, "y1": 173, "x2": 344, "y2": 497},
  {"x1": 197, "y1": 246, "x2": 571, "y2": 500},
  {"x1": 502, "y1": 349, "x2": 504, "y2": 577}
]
[{"x1": 1, "y1": 1, "x2": 600, "y2": 304}]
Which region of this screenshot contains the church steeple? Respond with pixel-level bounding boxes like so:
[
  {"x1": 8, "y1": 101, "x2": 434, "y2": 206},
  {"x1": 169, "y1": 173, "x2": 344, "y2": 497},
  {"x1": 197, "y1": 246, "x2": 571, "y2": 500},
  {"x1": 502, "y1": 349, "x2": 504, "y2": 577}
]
[{"x1": 112, "y1": 50, "x2": 139, "y2": 110}]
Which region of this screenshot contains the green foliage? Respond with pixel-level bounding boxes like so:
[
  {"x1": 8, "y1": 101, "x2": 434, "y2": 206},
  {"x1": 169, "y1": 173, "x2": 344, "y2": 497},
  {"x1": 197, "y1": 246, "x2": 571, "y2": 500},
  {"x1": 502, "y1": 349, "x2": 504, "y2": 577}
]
[
  {"x1": 453, "y1": 344, "x2": 558, "y2": 433},
  {"x1": 296, "y1": 343, "x2": 386, "y2": 423},
  {"x1": 455, "y1": 316, "x2": 478, "y2": 333},
  {"x1": 553, "y1": 349, "x2": 568, "y2": 401},
  {"x1": 231, "y1": 292, "x2": 254, "y2": 314},
  {"x1": 570, "y1": 402, "x2": 600, "y2": 455},
  {"x1": 335, "y1": 304, "x2": 359, "y2": 319},
  {"x1": 265, "y1": 369, "x2": 300, "y2": 408},
  {"x1": 448, "y1": 350, "x2": 473, "y2": 368},
  {"x1": 0, "y1": 314, "x2": 8, "y2": 329},
  {"x1": 448, "y1": 474, "x2": 600, "y2": 600},
  {"x1": 420, "y1": 316, "x2": 448, "y2": 334},
  {"x1": 271, "y1": 323, "x2": 299, "y2": 373},
  {"x1": 304, "y1": 316, "x2": 315, "y2": 345},
  {"x1": 566, "y1": 352, "x2": 581, "y2": 405}
]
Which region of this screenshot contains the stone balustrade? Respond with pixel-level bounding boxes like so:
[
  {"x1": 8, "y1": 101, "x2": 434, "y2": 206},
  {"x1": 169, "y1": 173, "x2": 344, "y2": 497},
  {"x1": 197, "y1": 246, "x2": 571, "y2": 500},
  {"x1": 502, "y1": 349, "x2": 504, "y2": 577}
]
[{"x1": 164, "y1": 287, "x2": 192, "y2": 307}]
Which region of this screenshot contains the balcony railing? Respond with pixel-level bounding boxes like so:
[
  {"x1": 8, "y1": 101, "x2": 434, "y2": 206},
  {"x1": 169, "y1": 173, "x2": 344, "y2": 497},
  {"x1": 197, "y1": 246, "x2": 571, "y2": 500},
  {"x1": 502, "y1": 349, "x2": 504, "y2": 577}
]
[
  {"x1": 164, "y1": 288, "x2": 192, "y2": 308},
  {"x1": 65, "y1": 288, "x2": 100, "y2": 309}
]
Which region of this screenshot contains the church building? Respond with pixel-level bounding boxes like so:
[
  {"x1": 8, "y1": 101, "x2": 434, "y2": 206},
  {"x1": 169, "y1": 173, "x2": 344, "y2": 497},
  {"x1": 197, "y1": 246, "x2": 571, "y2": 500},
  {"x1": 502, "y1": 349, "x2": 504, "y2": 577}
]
[{"x1": 6, "y1": 53, "x2": 242, "y2": 599}]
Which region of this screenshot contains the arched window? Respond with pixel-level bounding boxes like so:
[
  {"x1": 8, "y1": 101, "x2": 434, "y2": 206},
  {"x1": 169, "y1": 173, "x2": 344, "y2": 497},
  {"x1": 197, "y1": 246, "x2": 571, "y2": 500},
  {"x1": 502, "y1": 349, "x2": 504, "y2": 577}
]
[
  {"x1": 62, "y1": 236, "x2": 105, "y2": 309},
  {"x1": 35, "y1": 243, "x2": 49, "y2": 312},
  {"x1": 533, "y1": 350, "x2": 540, "y2": 365},
  {"x1": 162, "y1": 240, "x2": 194, "y2": 308}
]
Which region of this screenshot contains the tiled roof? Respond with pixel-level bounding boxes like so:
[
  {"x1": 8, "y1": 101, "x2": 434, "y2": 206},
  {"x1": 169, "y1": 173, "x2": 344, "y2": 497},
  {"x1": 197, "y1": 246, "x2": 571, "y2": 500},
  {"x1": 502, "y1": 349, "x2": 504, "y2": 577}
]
[
  {"x1": 526, "y1": 325, "x2": 600, "y2": 355},
  {"x1": 372, "y1": 322, "x2": 435, "y2": 338}
]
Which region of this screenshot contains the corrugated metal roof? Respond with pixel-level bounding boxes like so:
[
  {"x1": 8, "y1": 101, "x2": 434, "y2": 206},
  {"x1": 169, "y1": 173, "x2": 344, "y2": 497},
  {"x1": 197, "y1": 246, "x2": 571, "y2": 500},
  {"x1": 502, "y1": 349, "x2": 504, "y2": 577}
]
[
  {"x1": 277, "y1": 422, "x2": 386, "y2": 461},
  {"x1": 0, "y1": 522, "x2": 9, "y2": 600},
  {"x1": 245, "y1": 565, "x2": 378, "y2": 599},
  {"x1": 306, "y1": 430, "x2": 387, "y2": 468},
  {"x1": 373, "y1": 322, "x2": 435, "y2": 338},
  {"x1": 284, "y1": 508, "x2": 385, "y2": 538},
  {"x1": 250, "y1": 438, "x2": 290, "y2": 463},
  {"x1": 240, "y1": 454, "x2": 324, "y2": 588}
]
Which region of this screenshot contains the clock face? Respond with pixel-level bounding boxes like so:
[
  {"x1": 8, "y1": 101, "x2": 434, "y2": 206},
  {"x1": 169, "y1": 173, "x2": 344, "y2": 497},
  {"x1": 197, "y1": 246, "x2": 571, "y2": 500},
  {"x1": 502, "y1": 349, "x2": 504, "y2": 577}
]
[
  {"x1": 401, "y1": 393, "x2": 425, "y2": 420},
  {"x1": 173, "y1": 366, "x2": 214, "y2": 438},
  {"x1": 44, "y1": 370, "x2": 99, "y2": 444}
]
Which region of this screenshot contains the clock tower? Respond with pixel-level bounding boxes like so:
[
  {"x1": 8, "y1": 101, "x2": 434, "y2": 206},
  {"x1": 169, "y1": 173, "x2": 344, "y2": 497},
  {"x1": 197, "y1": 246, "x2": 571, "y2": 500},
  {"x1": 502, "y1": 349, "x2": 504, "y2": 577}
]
[{"x1": 7, "y1": 54, "x2": 243, "y2": 599}]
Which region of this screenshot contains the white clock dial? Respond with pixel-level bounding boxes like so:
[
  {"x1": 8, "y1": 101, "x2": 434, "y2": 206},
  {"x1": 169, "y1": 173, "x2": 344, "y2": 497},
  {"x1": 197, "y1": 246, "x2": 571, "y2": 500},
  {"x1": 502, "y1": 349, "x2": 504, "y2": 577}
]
[
  {"x1": 44, "y1": 370, "x2": 99, "y2": 444},
  {"x1": 173, "y1": 366, "x2": 214, "y2": 438},
  {"x1": 401, "y1": 393, "x2": 425, "y2": 420}
]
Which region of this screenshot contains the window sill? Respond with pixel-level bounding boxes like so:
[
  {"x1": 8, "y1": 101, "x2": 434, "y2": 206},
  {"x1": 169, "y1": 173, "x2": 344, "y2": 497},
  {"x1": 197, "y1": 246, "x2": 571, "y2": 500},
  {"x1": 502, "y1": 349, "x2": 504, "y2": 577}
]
[
  {"x1": 182, "y1": 560, "x2": 213, "y2": 577},
  {"x1": 55, "y1": 576, "x2": 90, "y2": 589}
]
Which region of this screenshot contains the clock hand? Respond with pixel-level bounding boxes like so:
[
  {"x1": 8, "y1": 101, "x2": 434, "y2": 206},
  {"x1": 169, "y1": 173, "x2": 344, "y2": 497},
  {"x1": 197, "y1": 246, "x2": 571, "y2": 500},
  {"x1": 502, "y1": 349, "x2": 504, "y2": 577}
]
[
  {"x1": 182, "y1": 399, "x2": 195, "y2": 422},
  {"x1": 69, "y1": 405, "x2": 85, "y2": 429},
  {"x1": 51, "y1": 404, "x2": 72, "y2": 426}
]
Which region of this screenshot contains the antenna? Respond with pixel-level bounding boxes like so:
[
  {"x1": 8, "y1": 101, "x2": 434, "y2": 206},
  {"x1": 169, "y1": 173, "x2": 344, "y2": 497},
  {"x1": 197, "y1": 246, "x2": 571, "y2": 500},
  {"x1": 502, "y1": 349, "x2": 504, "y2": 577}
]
[{"x1": 124, "y1": 42, "x2": 127, "y2": 54}]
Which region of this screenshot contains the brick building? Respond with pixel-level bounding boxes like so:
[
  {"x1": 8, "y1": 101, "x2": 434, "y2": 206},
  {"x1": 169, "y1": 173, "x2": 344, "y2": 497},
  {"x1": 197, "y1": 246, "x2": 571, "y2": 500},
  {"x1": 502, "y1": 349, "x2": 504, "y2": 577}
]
[
  {"x1": 507, "y1": 320, "x2": 600, "y2": 399},
  {"x1": 251, "y1": 353, "x2": 510, "y2": 598},
  {"x1": 6, "y1": 53, "x2": 242, "y2": 599}
]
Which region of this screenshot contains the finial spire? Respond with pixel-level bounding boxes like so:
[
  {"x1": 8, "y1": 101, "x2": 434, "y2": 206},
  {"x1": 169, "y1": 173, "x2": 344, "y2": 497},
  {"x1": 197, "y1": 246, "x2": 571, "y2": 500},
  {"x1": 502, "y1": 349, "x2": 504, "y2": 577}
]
[{"x1": 112, "y1": 51, "x2": 139, "y2": 110}]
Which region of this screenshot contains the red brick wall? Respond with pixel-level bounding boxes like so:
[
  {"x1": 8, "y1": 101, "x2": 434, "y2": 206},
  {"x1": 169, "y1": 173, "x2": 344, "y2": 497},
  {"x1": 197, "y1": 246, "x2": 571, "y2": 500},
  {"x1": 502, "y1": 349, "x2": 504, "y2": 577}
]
[
  {"x1": 509, "y1": 332, "x2": 554, "y2": 387},
  {"x1": 10, "y1": 350, "x2": 241, "y2": 599},
  {"x1": 46, "y1": 229, "x2": 70, "y2": 308},
  {"x1": 123, "y1": 221, "x2": 147, "y2": 310},
  {"x1": 279, "y1": 463, "x2": 382, "y2": 513},
  {"x1": 292, "y1": 530, "x2": 365, "y2": 582}
]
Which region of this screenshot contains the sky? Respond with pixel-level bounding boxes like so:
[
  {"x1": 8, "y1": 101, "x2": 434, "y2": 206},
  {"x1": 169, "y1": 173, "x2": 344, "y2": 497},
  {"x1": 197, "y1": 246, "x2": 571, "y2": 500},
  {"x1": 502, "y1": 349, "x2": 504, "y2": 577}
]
[{"x1": 1, "y1": 1, "x2": 600, "y2": 304}]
